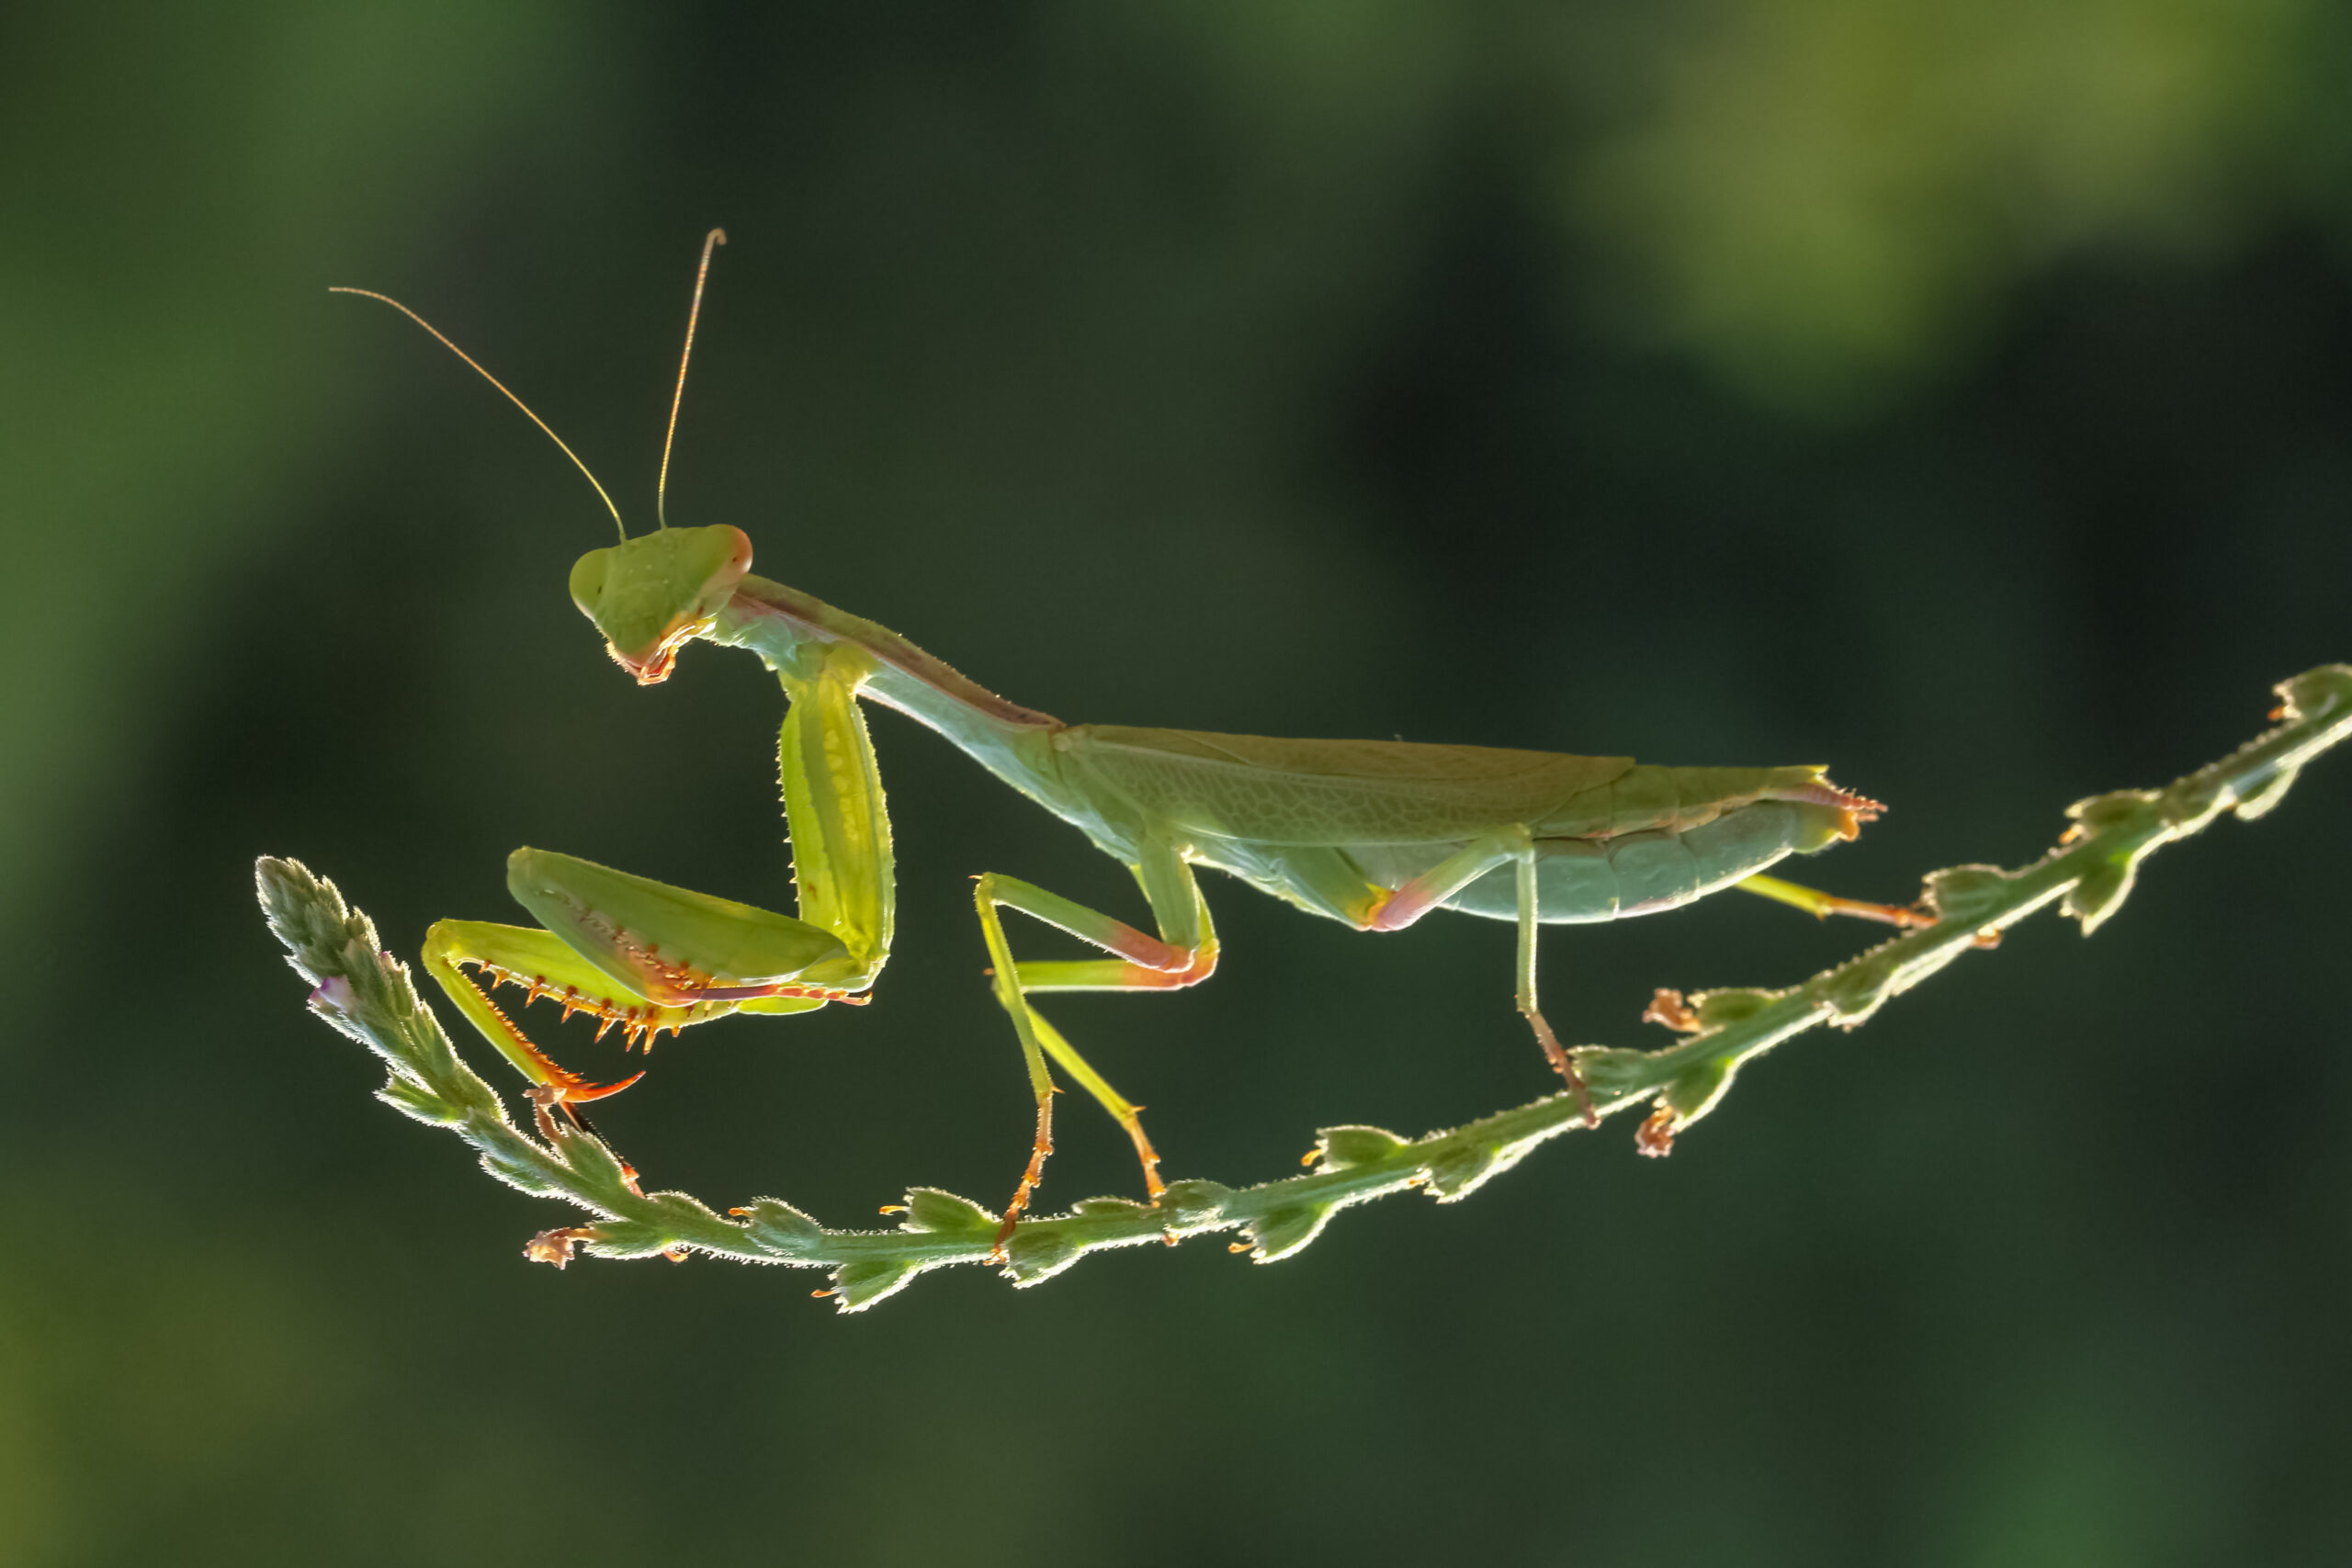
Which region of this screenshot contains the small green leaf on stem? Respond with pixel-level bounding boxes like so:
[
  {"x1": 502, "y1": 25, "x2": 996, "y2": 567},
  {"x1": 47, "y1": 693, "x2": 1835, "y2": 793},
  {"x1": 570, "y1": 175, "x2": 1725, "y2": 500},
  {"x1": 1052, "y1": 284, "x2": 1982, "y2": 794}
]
[
  {"x1": 1922, "y1": 864, "x2": 2018, "y2": 925},
  {"x1": 1658, "y1": 1055, "x2": 1739, "y2": 1133},
  {"x1": 375, "y1": 1078, "x2": 463, "y2": 1126},
  {"x1": 1687, "y1": 987, "x2": 1785, "y2": 1031},
  {"x1": 1155, "y1": 1179, "x2": 1233, "y2": 1228},
  {"x1": 476, "y1": 1144, "x2": 565, "y2": 1198},
  {"x1": 831, "y1": 1258, "x2": 922, "y2": 1312},
  {"x1": 1315, "y1": 1125, "x2": 1409, "y2": 1171},
  {"x1": 546, "y1": 1123, "x2": 628, "y2": 1193},
  {"x1": 899, "y1": 1189, "x2": 998, "y2": 1236},
  {"x1": 2063, "y1": 858, "x2": 2140, "y2": 933},
  {"x1": 2068, "y1": 789, "x2": 2159, "y2": 837},
  {"x1": 2232, "y1": 764, "x2": 2300, "y2": 820},
  {"x1": 1576, "y1": 1047, "x2": 1657, "y2": 1100},
  {"x1": 577, "y1": 1218, "x2": 678, "y2": 1259},
  {"x1": 734, "y1": 1199, "x2": 825, "y2": 1258},
  {"x1": 1001, "y1": 1227, "x2": 1083, "y2": 1286},
  {"x1": 1244, "y1": 1202, "x2": 1334, "y2": 1261},
  {"x1": 1423, "y1": 1140, "x2": 1502, "y2": 1201}
]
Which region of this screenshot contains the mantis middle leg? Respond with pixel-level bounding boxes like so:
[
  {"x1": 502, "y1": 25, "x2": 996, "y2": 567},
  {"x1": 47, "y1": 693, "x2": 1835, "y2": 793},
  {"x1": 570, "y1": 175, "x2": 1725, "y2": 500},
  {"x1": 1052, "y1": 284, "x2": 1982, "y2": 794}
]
[
  {"x1": 972, "y1": 836, "x2": 1217, "y2": 1237},
  {"x1": 1367, "y1": 825, "x2": 1602, "y2": 1123}
]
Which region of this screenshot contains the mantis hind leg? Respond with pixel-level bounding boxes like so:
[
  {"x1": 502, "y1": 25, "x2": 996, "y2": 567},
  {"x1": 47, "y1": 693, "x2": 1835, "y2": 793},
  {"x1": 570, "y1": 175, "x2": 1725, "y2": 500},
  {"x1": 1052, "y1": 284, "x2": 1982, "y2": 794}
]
[
  {"x1": 1735, "y1": 873, "x2": 1933, "y2": 930},
  {"x1": 970, "y1": 841, "x2": 1215, "y2": 1243}
]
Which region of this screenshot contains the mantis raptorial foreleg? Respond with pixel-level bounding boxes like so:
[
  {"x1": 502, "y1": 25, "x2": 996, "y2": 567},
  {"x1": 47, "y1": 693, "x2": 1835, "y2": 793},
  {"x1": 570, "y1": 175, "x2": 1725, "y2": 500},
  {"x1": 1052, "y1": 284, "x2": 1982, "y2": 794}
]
[
  {"x1": 421, "y1": 851, "x2": 876, "y2": 1107},
  {"x1": 414, "y1": 637, "x2": 895, "y2": 1116},
  {"x1": 774, "y1": 647, "x2": 895, "y2": 965},
  {"x1": 972, "y1": 840, "x2": 1219, "y2": 1237}
]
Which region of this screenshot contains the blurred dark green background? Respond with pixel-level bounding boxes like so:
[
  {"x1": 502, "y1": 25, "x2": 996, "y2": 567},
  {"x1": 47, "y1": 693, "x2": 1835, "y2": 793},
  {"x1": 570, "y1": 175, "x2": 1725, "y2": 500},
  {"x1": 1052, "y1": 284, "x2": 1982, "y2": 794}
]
[{"x1": 7, "y1": 3, "x2": 2352, "y2": 1562}]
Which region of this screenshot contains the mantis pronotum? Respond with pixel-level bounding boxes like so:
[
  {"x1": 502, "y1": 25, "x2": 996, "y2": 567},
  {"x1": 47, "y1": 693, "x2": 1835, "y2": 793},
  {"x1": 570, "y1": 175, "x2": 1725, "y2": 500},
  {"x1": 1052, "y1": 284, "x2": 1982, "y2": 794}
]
[{"x1": 338, "y1": 231, "x2": 1926, "y2": 1246}]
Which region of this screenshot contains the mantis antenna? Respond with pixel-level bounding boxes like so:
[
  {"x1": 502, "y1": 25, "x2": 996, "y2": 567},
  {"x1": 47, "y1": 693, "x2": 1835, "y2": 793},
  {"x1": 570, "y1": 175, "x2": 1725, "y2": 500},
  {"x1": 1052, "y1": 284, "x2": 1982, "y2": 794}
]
[
  {"x1": 329, "y1": 286, "x2": 631, "y2": 545},
  {"x1": 657, "y1": 227, "x2": 728, "y2": 531}
]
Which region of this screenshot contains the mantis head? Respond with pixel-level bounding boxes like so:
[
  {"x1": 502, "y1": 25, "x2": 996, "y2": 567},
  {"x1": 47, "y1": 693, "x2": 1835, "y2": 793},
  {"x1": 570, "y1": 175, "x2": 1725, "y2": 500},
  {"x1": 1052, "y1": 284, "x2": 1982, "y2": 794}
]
[
  {"x1": 335, "y1": 229, "x2": 749, "y2": 686},
  {"x1": 569, "y1": 525, "x2": 753, "y2": 684}
]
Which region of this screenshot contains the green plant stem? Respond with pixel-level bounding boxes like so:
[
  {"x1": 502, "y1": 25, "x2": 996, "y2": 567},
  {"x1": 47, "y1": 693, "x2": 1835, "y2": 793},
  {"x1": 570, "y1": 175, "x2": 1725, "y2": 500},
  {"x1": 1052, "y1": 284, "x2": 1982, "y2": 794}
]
[{"x1": 258, "y1": 664, "x2": 2352, "y2": 1311}]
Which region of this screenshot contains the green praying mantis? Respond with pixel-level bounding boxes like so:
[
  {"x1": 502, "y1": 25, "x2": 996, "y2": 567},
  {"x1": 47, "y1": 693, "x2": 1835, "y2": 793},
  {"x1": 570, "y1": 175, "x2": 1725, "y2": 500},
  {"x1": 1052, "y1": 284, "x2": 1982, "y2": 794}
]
[{"x1": 339, "y1": 231, "x2": 1928, "y2": 1246}]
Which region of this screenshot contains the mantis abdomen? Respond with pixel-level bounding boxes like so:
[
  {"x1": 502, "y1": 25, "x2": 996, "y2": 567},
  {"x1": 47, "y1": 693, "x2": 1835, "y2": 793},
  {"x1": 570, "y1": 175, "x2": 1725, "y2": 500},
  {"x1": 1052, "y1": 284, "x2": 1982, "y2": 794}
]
[{"x1": 1341, "y1": 799, "x2": 1856, "y2": 925}]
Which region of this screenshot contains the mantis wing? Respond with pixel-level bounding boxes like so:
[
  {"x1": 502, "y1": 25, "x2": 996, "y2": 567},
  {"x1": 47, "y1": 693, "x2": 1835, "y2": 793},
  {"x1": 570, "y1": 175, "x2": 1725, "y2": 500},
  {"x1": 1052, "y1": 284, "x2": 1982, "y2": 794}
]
[{"x1": 1066, "y1": 727, "x2": 1637, "y2": 846}]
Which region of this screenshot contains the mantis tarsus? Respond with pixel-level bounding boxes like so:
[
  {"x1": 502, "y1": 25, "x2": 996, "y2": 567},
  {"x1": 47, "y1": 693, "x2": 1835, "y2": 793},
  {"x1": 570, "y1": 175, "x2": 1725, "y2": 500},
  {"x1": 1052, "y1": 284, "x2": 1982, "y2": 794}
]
[{"x1": 340, "y1": 230, "x2": 1925, "y2": 1246}]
